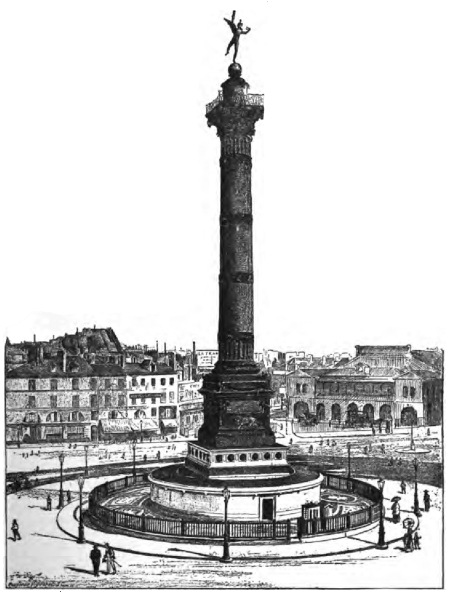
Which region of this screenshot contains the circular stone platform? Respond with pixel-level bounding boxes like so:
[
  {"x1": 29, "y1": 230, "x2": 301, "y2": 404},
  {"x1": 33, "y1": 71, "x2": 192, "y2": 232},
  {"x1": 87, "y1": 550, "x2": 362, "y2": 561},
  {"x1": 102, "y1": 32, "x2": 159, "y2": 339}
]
[
  {"x1": 97, "y1": 483, "x2": 372, "y2": 522},
  {"x1": 145, "y1": 463, "x2": 323, "y2": 521}
]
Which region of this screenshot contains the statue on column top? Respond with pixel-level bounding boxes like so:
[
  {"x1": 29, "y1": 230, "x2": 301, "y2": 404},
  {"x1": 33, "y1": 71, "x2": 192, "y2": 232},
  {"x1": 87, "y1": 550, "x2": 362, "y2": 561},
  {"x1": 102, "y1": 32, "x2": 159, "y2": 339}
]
[{"x1": 224, "y1": 10, "x2": 251, "y2": 63}]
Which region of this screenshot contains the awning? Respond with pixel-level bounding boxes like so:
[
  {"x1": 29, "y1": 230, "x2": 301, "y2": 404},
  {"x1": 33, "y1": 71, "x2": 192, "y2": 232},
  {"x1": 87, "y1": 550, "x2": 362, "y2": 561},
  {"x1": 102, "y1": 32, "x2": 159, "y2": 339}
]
[
  {"x1": 160, "y1": 419, "x2": 178, "y2": 428},
  {"x1": 100, "y1": 419, "x2": 159, "y2": 434},
  {"x1": 130, "y1": 419, "x2": 158, "y2": 431},
  {"x1": 100, "y1": 420, "x2": 132, "y2": 433}
]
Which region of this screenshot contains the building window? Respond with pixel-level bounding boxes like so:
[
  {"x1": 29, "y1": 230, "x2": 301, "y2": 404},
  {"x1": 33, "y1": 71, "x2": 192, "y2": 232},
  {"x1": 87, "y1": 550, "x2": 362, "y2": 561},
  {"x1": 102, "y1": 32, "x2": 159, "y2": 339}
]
[
  {"x1": 410, "y1": 387, "x2": 416, "y2": 398},
  {"x1": 141, "y1": 397, "x2": 146, "y2": 404},
  {"x1": 91, "y1": 410, "x2": 99, "y2": 420},
  {"x1": 403, "y1": 386, "x2": 408, "y2": 398},
  {"x1": 296, "y1": 383, "x2": 301, "y2": 394},
  {"x1": 72, "y1": 378, "x2": 79, "y2": 390},
  {"x1": 50, "y1": 395, "x2": 57, "y2": 409},
  {"x1": 118, "y1": 395, "x2": 125, "y2": 407},
  {"x1": 27, "y1": 395, "x2": 36, "y2": 408},
  {"x1": 132, "y1": 377, "x2": 137, "y2": 387},
  {"x1": 50, "y1": 379, "x2": 58, "y2": 391},
  {"x1": 302, "y1": 384, "x2": 308, "y2": 394},
  {"x1": 151, "y1": 378, "x2": 156, "y2": 387},
  {"x1": 151, "y1": 397, "x2": 156, "y2": 404},
  {"x1": 131, "y1": 397, "x2": 137, "y2": 406},
  {"x1": 161, "y1": 394, "x2": 166, "y2": 403},
  {"x1": 90, "y1": 378, "x2": 98, "y2": 390},
  {"x1": 151, "y1": 408, "x2": 157, "y2": 417},
  {"x1": 170, "y1": 377, "x2": 175, "y2": 385},
  {"x1": 28, "y1": 380, "x2": 36, "y2": 391},
  {"x1": 141, "y1": 378, "x2": 146, "y2": 386},
  {"x1": 161, "y1": 378, "x2": 166, "y2": 386},
  {"x1": 72, "y1": 395, "x2": 80, "y2": 408},
  {"x1": 118, "y1": 378, "x2": 125, "y2": 389},
  {"x1": 105, "y1": 379, "x2": 112, "y2": 389},
  {"x1": 169, "y1": 391, "x2": 175, "y2": 402},
  {"x1": 105, "y1": 394, "x2": 112, "y2": 407},
  {"x1": 90, "y1": 395, "x2": 98, "y2": 408}
]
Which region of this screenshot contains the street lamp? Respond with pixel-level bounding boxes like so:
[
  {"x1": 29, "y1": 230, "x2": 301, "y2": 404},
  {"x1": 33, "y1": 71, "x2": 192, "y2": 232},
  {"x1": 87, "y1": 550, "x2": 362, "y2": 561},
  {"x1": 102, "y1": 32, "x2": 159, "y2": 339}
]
[
  {"x1": 376, "y1": 478, "x2": 388, "y2": 549},
  {"x1": 413, "y1": 457, "x2": 422, "y2": 517},
  {"x1": 57, "y1": 452, "x2": 65, "y2": 509},
  {"x1": 84, "y1": 445, "x2": 89, "y2": 477},
  {"x1": 77, "y1": 475, "x2": 86, "y2": 544},
  {"x1": 132, "y1": 434, "x2": 138, "y2": 482},
  {"x1": 347, "y1": 443, "x2": 352, "y2": 479},
  {"x1": 221, "y1": 486, "x2": 232, "y2": 563}
]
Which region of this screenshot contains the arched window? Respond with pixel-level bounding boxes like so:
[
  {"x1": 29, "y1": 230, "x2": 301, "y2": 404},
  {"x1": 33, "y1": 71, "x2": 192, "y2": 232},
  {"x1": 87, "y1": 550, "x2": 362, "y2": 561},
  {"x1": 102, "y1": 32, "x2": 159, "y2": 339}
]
[
  {"x1": 403, "y1": 386, "x2": 408, "y2": 398},
  {"x1": 410, "y1": 387, "x2": 416, "y2": 398},
  {"x1": 296, "y1": 383, "x2": 301, "y2": 394},
  {"x1": 302, "y1": 383, "x2": 308, "y2": 394}
]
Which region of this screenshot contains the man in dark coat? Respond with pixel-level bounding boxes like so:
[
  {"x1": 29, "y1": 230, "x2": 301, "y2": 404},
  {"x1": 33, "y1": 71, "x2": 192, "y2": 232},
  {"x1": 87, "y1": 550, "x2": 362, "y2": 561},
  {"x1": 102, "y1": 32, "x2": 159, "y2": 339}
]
[
  {"x1": 90, "y1": 544, "x2": 102, "y2": 577},
  {"x1": 46, "y1": 494, "x2": 52, "y2": 511},
  {"x1": 423, "y1": 490, "x2": 431, "y2": 512},
  {"x1": 400, "y1": 480, "x2": 407, "y2": 494},
  {"x1": 11, "y1": 519, "x2": 21, "y2": 541}
]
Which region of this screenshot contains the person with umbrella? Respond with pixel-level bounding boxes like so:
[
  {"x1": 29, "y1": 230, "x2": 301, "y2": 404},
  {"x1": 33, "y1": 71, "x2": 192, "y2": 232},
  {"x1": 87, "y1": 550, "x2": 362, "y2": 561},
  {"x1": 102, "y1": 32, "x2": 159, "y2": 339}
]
[{"x1": 391, "y1": 496, "x2": 401, "y2": 523}]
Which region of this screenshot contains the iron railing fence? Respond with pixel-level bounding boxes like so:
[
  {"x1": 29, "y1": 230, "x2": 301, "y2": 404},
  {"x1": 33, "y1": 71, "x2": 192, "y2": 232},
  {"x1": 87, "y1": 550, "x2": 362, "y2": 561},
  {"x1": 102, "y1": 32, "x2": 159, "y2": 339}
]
[{"x1": 87, "y1": 473, "x2": 381, "y2": 541}]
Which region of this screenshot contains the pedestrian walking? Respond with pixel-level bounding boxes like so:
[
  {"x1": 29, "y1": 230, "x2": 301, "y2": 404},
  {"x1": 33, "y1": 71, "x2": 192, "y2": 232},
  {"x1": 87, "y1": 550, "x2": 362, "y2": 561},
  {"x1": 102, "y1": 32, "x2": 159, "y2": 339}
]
[
  {"x1": 427, "y1": 427, "x2": 431, "y2": 436},
  {"x1": 378, "y1": 421, "x2": 382, "y2": 434},
  {"x1": 103, "y1": 543, "x2": 117, "y2": 574},
  {"x1": 11, "y1": 519, "x2": 21, "y2": 541},
  {"x1": 371, "y1": 424, "x2": 376, "y2": 436},
  {"x1": 423, "y1": 490, "x2": 431, "y2": 512},
  {"x1": 400, "y1": 480, "x2": 407, "y2": 494},
  {"x1": 308, "y1": 445, "x2": 314, "y2": 454},
  {"x1": 386, "y1": 419, "x2": 391, "y2": 434},
  {"x1": 46, "y1": 494, "x2": 52, "y2": 511},
  {"x1": 35, "y1": 466, "x2": 40, "y2": 474},
  {"x1": 143, "y1": 454, "x2": 147, "y2": 462},
  {"x1": 157, "y1": 451, "x2": 161, "y2": 460},
  {"x1": 90, "y1": 544, "x2": 102, "y2": 577},
  {"x1": 67, "y1": 490, "x2": 72, "y2": 504},
  {"x1": 404, "y1": 527, "x2": 414, "y2": 552},
  {"x1": 391, "y1": 499, "x2": 401, "y2": 523},
  {"x1": 17, "y1": 441, "x2": 21, "y2": 449},
  {"x1": 413, "y1": 530, "x2": 421, "y2": 550}
]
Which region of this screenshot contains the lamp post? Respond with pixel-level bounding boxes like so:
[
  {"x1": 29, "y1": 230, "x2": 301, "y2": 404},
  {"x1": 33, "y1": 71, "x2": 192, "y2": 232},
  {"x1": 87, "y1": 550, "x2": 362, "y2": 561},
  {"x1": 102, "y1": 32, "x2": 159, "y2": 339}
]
[
  {"x1": 77, "y1": 475, "x2": 86, "y2": 544},
  {"x1": 221, "y1": 486, "x2": 232, "y2": 563},
  {"x1": 347, "y1": 442, "x2": 352, "y2": 479},
  {"x1": 140, "y1": 419, "x2": 143, "y2": 443},
  {"x1": 413, "y1": 457, "x2": 422, "y2": 517},
  {"x1": 84, "y1": 445, "x2": 89, "y2": 477},
  {"x1": 132, "y1": 435, "x2": 137, "y2": 482},
  {"x1": 376, "y1": 478, "x2": 388, "y2": 549},
  {"x1": 57, "y1": 453, "x2": 65, "y2": 509}
]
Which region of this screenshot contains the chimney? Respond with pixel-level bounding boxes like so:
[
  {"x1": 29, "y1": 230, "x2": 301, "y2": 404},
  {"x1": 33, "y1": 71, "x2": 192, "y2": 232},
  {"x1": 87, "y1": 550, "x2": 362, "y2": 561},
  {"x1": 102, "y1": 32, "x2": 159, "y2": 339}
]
[
  {"x1": 62, "y1": 351, "x2": 67, "y2": 372},
  {"x1": 33, "y1": 334, "x2": 36, "y2": 343},
  {"x1": 94, "y1": 324, "x2": 96, "y2": 330},
  {"x1": 76, "y1": 327, "x2": 79, "y2": 334},
  {"x1": 193, "y1": 341, "x2": 196, "y2": 355},
  {"x1": 164, "y1": 342, "x2": 167, "y2": 355},
  {"x1": 156, "y1": 340, "x2": 159, "y2": 354}
]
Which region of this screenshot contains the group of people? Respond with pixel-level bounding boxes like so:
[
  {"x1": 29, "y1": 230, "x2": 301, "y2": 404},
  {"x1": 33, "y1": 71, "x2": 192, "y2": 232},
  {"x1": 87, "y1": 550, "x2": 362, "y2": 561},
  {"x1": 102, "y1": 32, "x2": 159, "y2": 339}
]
[{"x1": 89, "y1": 543, "x2": 118, "y2": 576}]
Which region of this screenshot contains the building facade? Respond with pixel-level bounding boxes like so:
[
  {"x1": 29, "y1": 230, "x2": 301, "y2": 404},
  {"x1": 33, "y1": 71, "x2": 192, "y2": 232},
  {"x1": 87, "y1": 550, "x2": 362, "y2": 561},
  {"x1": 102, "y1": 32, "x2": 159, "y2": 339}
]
[{"x1": 178, "y1": 380, "x2": 204, "y2": 438}]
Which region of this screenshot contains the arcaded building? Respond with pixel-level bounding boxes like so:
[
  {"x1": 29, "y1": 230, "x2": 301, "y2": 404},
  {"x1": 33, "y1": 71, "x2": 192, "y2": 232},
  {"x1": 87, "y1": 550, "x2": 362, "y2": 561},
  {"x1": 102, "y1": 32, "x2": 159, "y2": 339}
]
[{"x1": 287, "y1": 345, "x2": 443, "y2": 427}]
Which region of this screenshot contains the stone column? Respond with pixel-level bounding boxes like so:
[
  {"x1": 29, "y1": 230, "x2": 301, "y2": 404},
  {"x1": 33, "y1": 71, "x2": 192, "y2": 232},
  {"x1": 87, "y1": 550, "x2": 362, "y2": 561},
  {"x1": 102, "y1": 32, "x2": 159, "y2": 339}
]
[{"x1": 207, "y1": 63, "x2": 263, "y2": 367}]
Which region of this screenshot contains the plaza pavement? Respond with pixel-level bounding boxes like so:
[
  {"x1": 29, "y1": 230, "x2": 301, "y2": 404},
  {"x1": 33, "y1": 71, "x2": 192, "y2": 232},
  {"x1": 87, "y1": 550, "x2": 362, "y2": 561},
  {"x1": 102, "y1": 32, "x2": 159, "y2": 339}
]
[{"x1": 6, "y1": 476, "x2": 443, "y2": 589}]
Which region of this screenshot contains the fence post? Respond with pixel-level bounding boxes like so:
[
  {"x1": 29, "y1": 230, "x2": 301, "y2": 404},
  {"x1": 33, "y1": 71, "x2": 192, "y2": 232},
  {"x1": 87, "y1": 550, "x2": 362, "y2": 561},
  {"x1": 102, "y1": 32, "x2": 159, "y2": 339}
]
[
  {"x1": 125, "y1": 476, "x2": 129, "y2": 488},
  {"x1": 346, "y1": 514, "x2": 351, "y2": 530},
  {"x1": 142, "y1": 513, "x2": 146, "y2": 532},
  {"x1": 113, "y1": 510, "x2": 118, "y2": 526},
  {"x1": 272, "y1": 519, "x2": 277, "y2": 540},
  {"x1": 181, "y1": 520, "x2": 186, "y2": 537},
  {"x1": 286, "y1": 519, "x2": 291, "y2": 543},
  {"x1": 368, "y1": 506, "x2": 373, "y2": 523}
]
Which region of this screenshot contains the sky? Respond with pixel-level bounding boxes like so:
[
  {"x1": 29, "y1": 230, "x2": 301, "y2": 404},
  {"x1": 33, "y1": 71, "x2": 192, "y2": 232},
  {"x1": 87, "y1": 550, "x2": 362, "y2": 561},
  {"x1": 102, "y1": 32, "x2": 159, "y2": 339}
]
[{"x1": 1, "y1": 0, "x2": 451, "y2": 355}]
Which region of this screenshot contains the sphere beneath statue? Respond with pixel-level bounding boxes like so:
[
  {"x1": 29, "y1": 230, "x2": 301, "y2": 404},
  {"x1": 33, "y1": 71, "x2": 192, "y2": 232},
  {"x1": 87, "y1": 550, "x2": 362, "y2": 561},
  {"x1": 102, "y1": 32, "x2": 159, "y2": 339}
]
[{"x1": 228, "y1": 62, "x2": 242, "y2": 78}]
